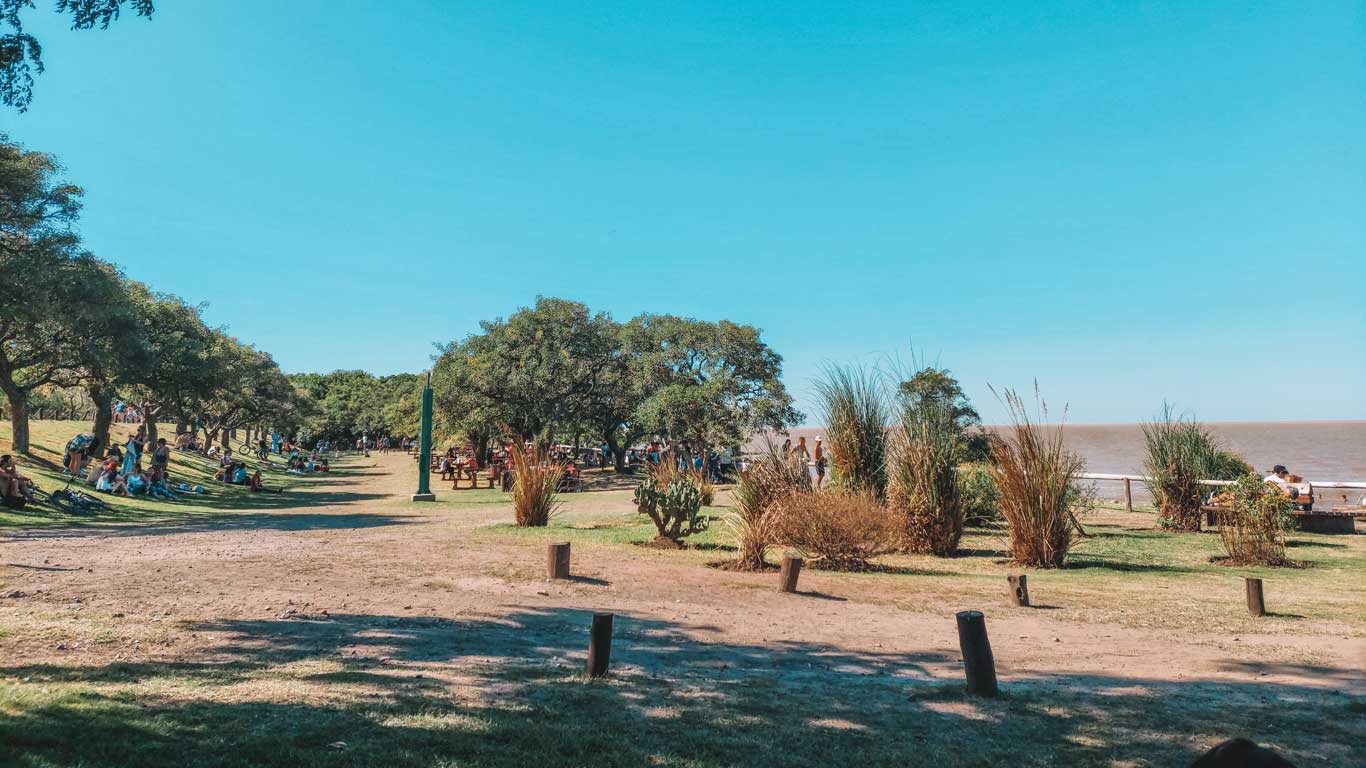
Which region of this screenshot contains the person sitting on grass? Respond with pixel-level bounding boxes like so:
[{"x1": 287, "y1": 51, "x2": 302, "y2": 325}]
[
  {"x1": 248, "y1": 469, "x2": 283, "y2": 493},
  {"x1": 94, "y1": 463, "x2": 129, "y2": 496},
  {"x1": 0, "y1": 455, "x2": 37, "y2": 503},
  {"x1": 125, "y1": 465, "x2": 150, "y2": 496},
  {"x1": 147, "y1": 466, "x2": 178, "y2": 500}
]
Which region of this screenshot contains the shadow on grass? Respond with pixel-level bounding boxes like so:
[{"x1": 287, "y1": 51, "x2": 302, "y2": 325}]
[{"x1": 0, "y1": 607, "x2": 1360, "y2": 767}]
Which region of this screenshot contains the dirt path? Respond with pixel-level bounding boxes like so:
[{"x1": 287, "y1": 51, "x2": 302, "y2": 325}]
[{"x1": 2, "y1": 453, "x2": 1362, "y2": 765}]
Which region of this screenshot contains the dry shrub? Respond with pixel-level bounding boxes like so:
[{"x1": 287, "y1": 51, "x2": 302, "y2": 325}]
[
  {"x1": 508, "y1": 440, "x2": 562, "y2": 527},
  {"x1": 688, "y1": 467, "x2": 716, "y2": 506},
  {"x1": 774, "y1": 490, "x2": 899, "y2": 571},
  {"x1": 727, "y1": 449, "x2": 812, "y2": 570},
  {"x1": 1216, "y1": 475, "x2": 1294, "y2": 566},
  {"x1": 989, "y1": 389, "x2": 1085, "y2": 568},
  {"x1": 887, "y1": 399, "x2": 965, "y2": 556},
  {"x1": 815, "y1": 364, "x2": 889, "y2": 496}
]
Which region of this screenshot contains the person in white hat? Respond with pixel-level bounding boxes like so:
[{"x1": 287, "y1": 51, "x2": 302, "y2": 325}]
[{"x1": 813, "y1": 436, "x2": 826, "y2": 490}]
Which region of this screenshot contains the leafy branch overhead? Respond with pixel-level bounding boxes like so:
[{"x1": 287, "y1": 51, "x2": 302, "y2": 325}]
[{"x1": 1, "y1": 0, "x2": 155, "y2": 111}]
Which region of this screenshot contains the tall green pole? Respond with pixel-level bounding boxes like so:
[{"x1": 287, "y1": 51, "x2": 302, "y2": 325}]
[{"x1": 412, "y1": 371, "x2": 436, "y2": 502}]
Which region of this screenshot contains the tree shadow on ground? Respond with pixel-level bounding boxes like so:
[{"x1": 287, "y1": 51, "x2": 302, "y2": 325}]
[{"x1": 1, "y1": 606, "x2": 1360, "y2": 767}]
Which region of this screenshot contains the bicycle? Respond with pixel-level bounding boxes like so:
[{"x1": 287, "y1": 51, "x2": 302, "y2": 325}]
[{"x1": 32, "y1": 482, "x2": 111, "y2": 515}]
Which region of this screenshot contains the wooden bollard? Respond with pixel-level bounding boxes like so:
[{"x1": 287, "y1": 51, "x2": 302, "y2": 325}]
[
  {"x1": 1245, "y1": 577, "x2": 1266, "y2": 617},
  {"x1": 1007, "y1": 574, "x2": 1030, "y2": 607},
  {"x1": 1123, "y1": 478, "x2": 1133, "y2": 514},
  {"x1": 586, "y1": 612, "x2": 614, "y2": 678},
  {"x1": 547, "y1": 542, "x2": 571, "y2": 580},
  {"x1": 955, "y1": 610, "x2": 999, "y2": 697},
  {"x1": 778, "y1": 554, "x2": 803, "y2": 593}
]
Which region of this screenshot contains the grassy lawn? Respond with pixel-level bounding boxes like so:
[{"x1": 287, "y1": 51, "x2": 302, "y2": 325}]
[
  {"x1": 468, "y1": 489, "x2": 1366, "y2": 635},
  {"x1": 0, "y1": 420, "x2": 363, "y2": 530}
]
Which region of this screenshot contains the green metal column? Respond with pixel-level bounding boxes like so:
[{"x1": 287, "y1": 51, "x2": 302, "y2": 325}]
[{"x1": 412, "y1": 372, "x2": 436, "y2": 501}]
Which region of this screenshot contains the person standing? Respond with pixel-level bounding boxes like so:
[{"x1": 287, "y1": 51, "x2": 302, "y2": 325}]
[{"x1": 813, "y1": 436, "x2": 826, "y2": 490}]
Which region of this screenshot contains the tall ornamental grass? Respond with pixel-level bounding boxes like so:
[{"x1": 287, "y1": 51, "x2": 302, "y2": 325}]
[
  {"x1": 888, "y1": 398, "x2": 965, "y2": 556},
  {"x1": 1141, "y1": 404, "x2": 1224, "y2": 531},
  {"x1": 508, "y1": 441, "x2": 562, "y2": 527},
  {"x1": 727, "y1": 447, "x2": 812, "y2": 570},
  {"x1": 989, "y1": 389, "x2": 1086, "y2": 568},
  {"x1": 814, "y1": 364, "x2": 888, "y2": 497}
]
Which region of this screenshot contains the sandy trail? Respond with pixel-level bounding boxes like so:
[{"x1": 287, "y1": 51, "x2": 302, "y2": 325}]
[{"x1": 5, "y1": 453, "x2": 1360, "y2": 699}]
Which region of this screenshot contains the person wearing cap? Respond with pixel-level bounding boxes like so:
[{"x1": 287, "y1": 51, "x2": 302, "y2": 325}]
[
  {"x1": 1264, "y1": 465, "x2": 1290, "y2": 489},
  {"x1": 813, "y1": 436, "x2": 827, "y2": 490}
]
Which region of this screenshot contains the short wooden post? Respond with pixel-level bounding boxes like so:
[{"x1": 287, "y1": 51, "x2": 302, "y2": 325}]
[
  {"x1": 1245, "y1": 577, "x2": 1266, "y2": 617},
  {"x1": 778, "y1": 554, "x2": 803, "y2": 593},
  {"x1": 1007, "y1": 574, "x2": 1030, "y2": 607},
  {"x1": 1123, "y1": 478, "x2": 1133, "y2": 513},
  {"x1": 586, "y1": 612, "x2": 614, "y2": 678},
  {"x1": 547, "y1": 542, "x2": 571, "y2": 580},
  {"x1": 956, "y1": 610, "x2": 999, "y2": 697}
]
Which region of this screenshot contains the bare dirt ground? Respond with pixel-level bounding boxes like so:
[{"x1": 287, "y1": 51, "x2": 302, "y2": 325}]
[{"x1": 2, "y1": 452, "x2": 1362, "y2": 766}]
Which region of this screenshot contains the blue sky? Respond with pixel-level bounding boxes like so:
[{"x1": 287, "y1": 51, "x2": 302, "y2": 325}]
[{"x1": 3, "y1": 1, "x2": 1362, "y2": 424}]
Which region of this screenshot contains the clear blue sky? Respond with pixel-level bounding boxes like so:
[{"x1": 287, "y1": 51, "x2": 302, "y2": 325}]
[{"x1": 3, "y1": 1, "x2": 1363, "y2": 424}]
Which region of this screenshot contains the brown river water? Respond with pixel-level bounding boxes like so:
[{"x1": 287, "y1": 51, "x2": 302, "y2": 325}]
[{"x1": 762, "y1": 421, "x2": 1366, "y2": 505}]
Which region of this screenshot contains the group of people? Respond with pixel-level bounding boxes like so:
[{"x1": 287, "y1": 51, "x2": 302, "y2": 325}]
[
  {"x1": 69, "y1": 428, "x2": 180, "y2": 500},
  {"x1": 781, "y1": 435, "x2": 828, "y2": 489},
  {"x1": 635, "y1": 441, "x2": 739, "y2": 482}
]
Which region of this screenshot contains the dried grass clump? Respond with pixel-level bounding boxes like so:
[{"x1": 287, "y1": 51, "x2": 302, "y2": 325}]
[
  {"x1": 508, "y1": 441, "x2": 562, "y2": 527},
  {"x1": 989, "y1": 389, "x2": 1085, "y2": 568},
  {"x1": 773, "y1": 490, "x2": 898, "y2": 571},
  {"x1": 1141, "y1": 404, "x2": 1224, "y2": 532},
  {"x1": 1216, "y1": 475, "x2": 1294, "y2": 566},
  {"x1": 815, "y1": 364, "x2": 889, "y2": 497},
  {"x1": 888, "y1": 398, "x2": 965, "y2": 556},
  {"x1": 727, "y1": 448, "x2": 812, "y2": 570}
]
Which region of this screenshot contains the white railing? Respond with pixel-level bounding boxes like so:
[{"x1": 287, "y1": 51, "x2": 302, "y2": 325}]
[{"x1": 1079, "y1": 473, "x2": 1366, "y2": 512}]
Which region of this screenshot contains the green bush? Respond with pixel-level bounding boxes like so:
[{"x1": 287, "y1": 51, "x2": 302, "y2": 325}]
[{"x1": 960, "y1": 462, "x2": 1001, "y2": 526}]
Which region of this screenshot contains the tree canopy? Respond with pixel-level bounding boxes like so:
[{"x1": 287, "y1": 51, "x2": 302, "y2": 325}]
[{"x1": 431, "y1": 298, "x2": 799, "y2": 468}]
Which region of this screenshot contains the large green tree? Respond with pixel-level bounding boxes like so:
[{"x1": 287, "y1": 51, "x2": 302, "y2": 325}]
[
  {"x1": 119, "y1": 282, "x2": 219, "y2": 447},
  {"x1": 2, "y1": 0, "x2": 155, "y2": 111},
  {"x1": 290, "y1": 370, "x2": 418, "y2": 445},
  {"x1": 625, "y1": 314, "x2": 800, "y2": 457},
  {"x1": 898, "y1": 366, "x2": 990, "y2": 461},
  {"x1": 0, "y1": 137, "x2": 146, "y2": 453},
  {"x1": 432, "y1": 297, "x2": 621, "y2": 442}
]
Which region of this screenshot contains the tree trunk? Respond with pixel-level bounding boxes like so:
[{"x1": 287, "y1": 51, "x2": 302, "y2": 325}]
[
  {"x1": 89, "y1": 386, "x2": 115, "y2": 455},
  {"x1": 203, "y1": 426, "x2": 219, "y2": 453},
  {"x1": 7, "y1": 393, "x2": 30, "y2": 455},
  {"x1": 605, "y1": 431, "x2": 627, "y2": 472},
  {"x1": 140, "y1": 404, "x2": 160, "y2": 447}
]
